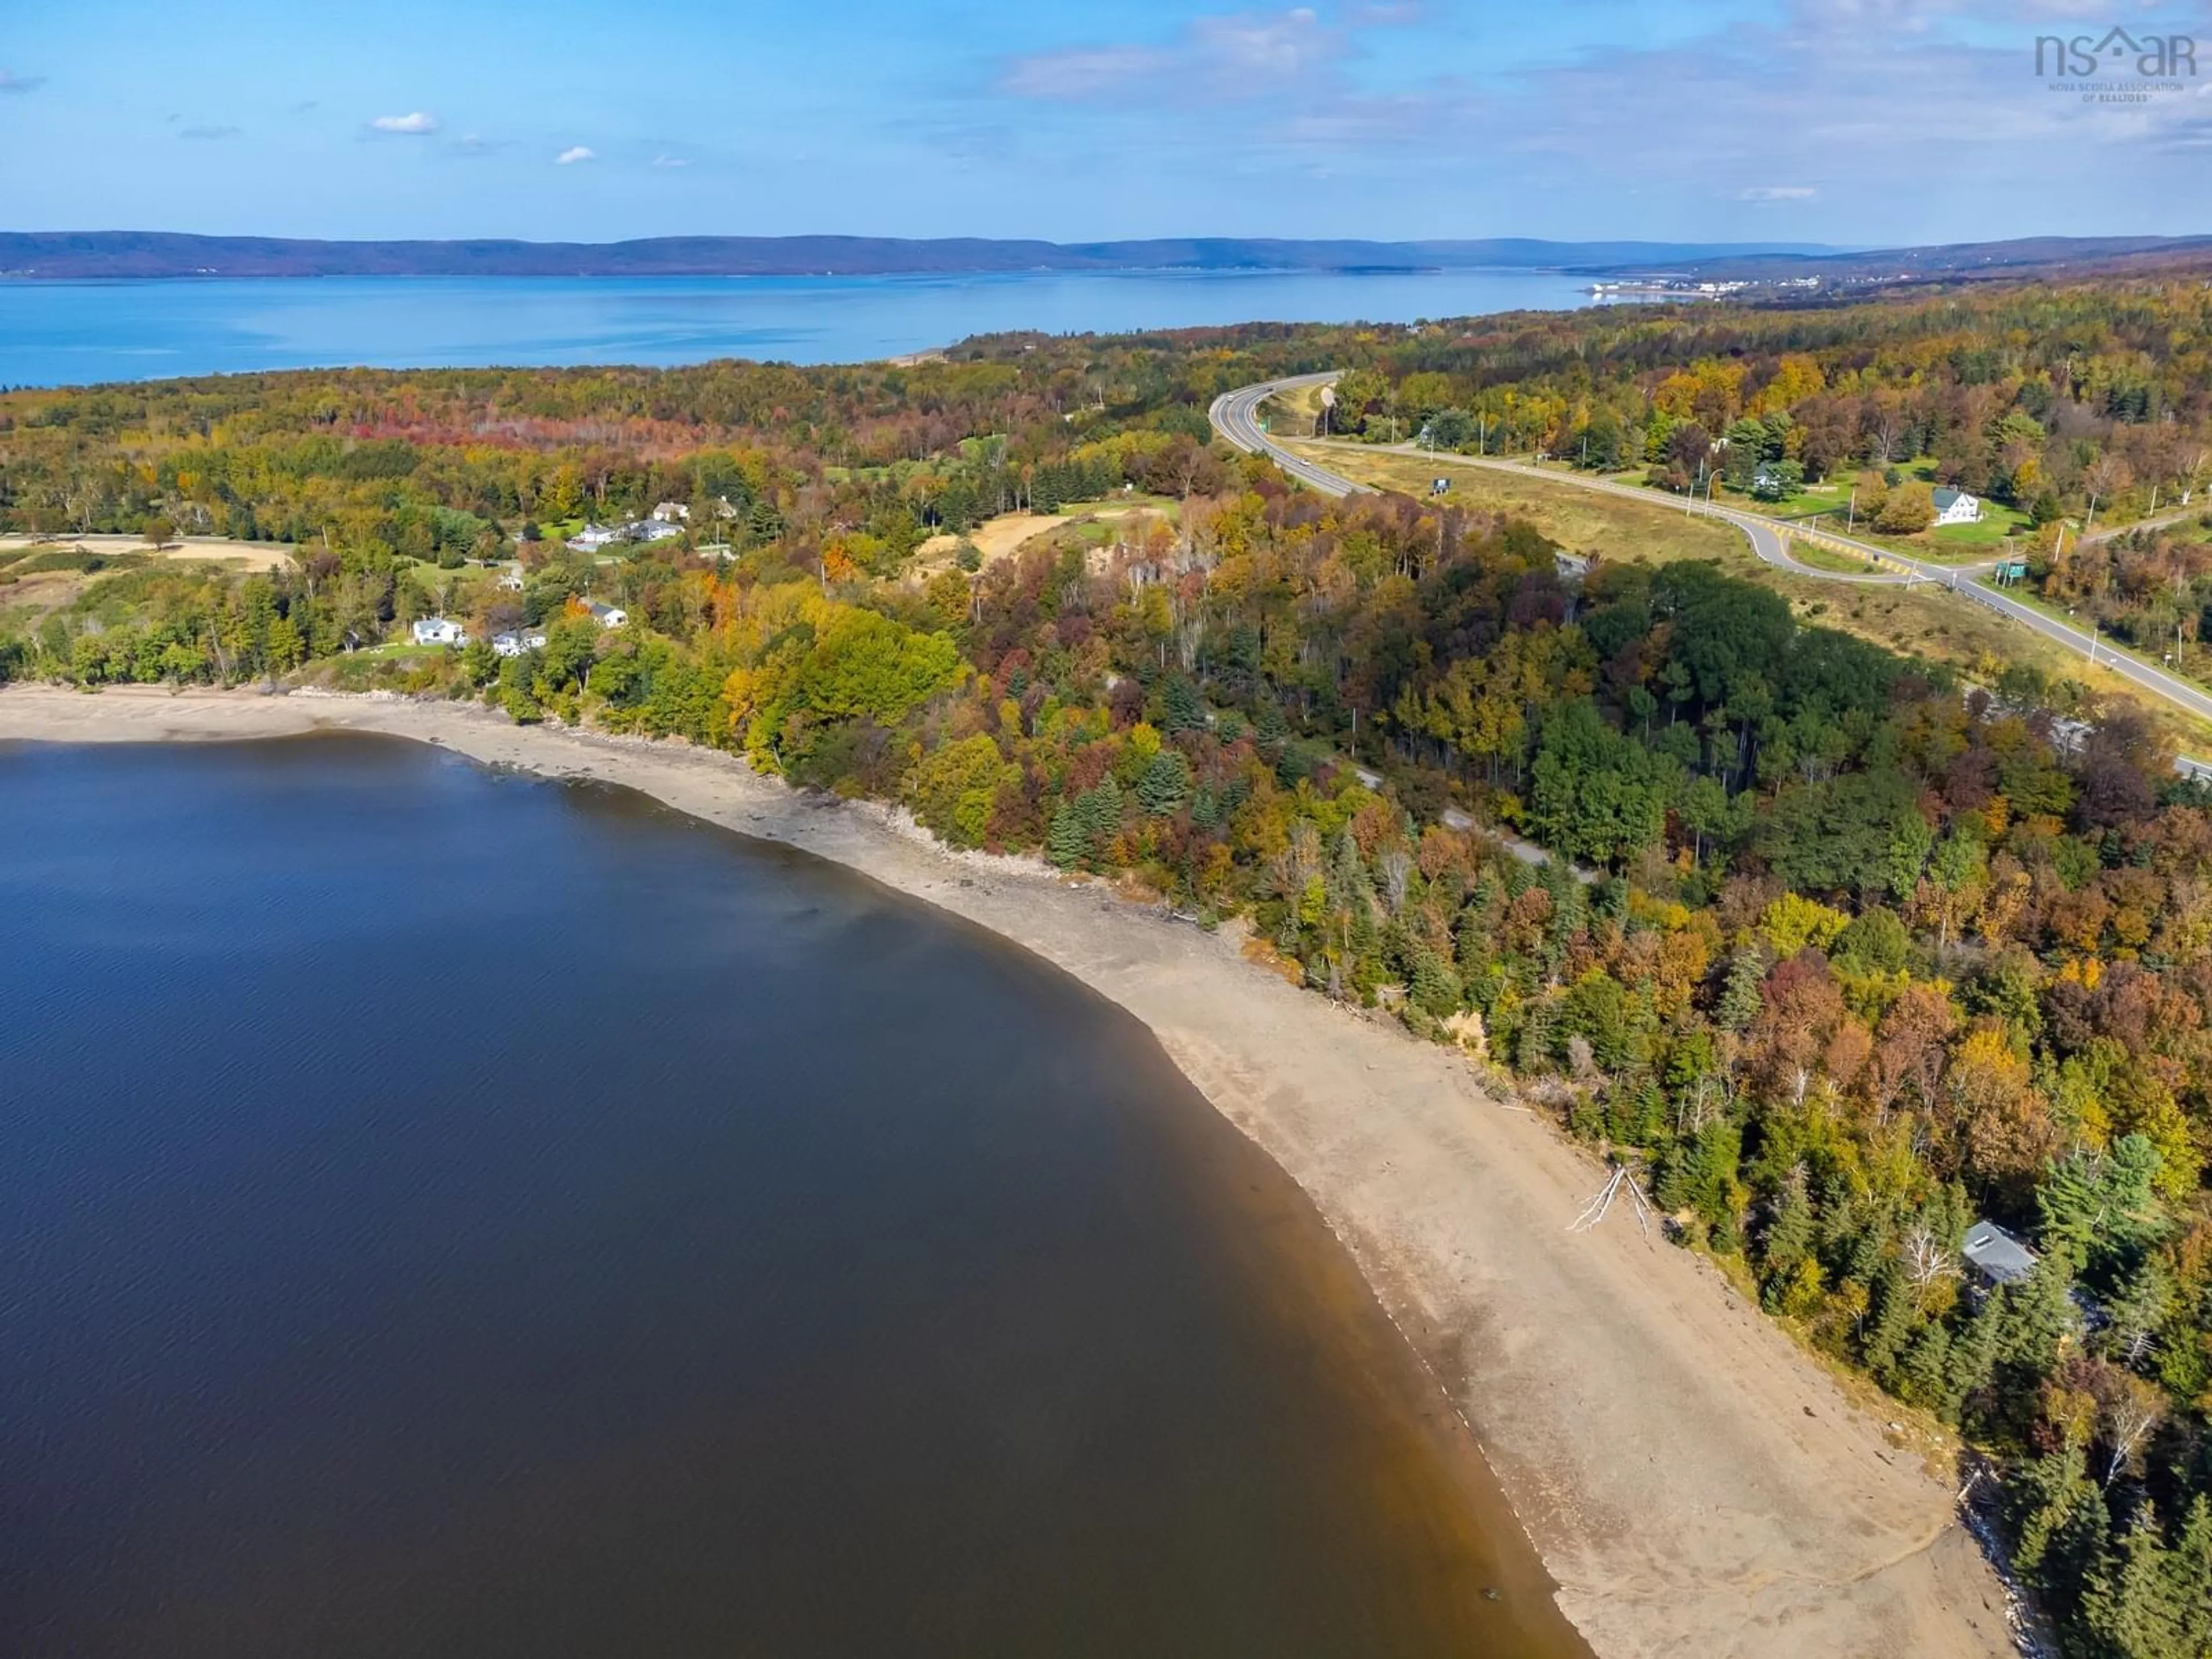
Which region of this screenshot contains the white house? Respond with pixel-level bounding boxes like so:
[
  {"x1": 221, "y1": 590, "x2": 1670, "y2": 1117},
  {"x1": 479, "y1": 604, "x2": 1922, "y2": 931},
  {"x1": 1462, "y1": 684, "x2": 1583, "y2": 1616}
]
[
  {"x1": 411, "y1": 617, "x2": 468, "y2": 647},
  {"x1": 491, "y1": 622, "x2": 548, "y2": 658},
  {"x1": 586, "y1": 601, "x2": 627, "y2": 629},
  {"x1": 567, "y1": 524, "x2": 620, "y2": 552},
  {"x1": 1932, "y1": 487, "x2": 1984, "y2": 527},
  {"x1": 626, "y1": 518, "x2": 684, "y2": 544},
  {"x1": 650, "y1": 501, "x2": 690, "y2": 523},
  {"x1": 495, "y1": 564, "x2": 525, "y2": 592}
]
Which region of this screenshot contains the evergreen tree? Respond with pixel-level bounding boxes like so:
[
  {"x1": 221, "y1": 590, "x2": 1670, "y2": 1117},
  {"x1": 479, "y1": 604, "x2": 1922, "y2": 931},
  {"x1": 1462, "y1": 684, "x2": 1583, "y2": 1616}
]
[
  {"x1": 2167, "y1": 1499, "x2": 2212, "y2": 1656},
  {"x1": 1517, "y1": 994, "x2": 1560, "y2": 1073},
  {"x1": 1409, "y1": 949, "x2": 1463, "y2": 1019},
  {"x1": 1160, "y1": 675, "x2": 1206, "y2": 733},
  {"x1": 1998, "y1": 1257, "x2": 2080, "y2": 1381},
  {"x1": 2080, "y1": 1507, "x2": 2203, "y2": 1659},
  {"x1": 2040, "y1": 1135, "x2": 2170, "y2": 1274},
  {"x1": 1860, "y1": 1264, "x2": 1922, "y2": 1381},
  {"x1": 1135, "y1": 749, "x2": 1192, "y2": 816},
  {"x1": 2099, "y1": 1256, "x2": 2176, "y2": 1372},
  {"x1": 1717, "y1": 947, "x2": 1764, "y2": 1032},
  {"x1": 1944, "y1": 1295, "x2": 2005, "y2": 1425},
  {"x1": 1049, "y1": 777, "x2": 1124, "y2": 869},
  {"x1": 1604, "y1": 1074, "x2": 1668, "y2": 1149},
  {"x1": 1896, "y1": 1321, "x2": 1952, "y2": 1410},
  {"x1": 1254, "y1": 698, "x2": 1289, "y2": 749},
  {"x1": 2012, "y1": 1443, "x2": 2110, "y2": 1602},
  {"x1": 1328, "y1": 827, "x2": 1373, "y2": 911},
  {"x1": 1759, "y1": 1174, "x2": 1817, "y2": 1306},
  {"x1": 1047, "y1": 802, "x2": 1088, "y2": 869},
  {"x1": 1079, "y1": 776, "x2": 1123, "y2": 845}
]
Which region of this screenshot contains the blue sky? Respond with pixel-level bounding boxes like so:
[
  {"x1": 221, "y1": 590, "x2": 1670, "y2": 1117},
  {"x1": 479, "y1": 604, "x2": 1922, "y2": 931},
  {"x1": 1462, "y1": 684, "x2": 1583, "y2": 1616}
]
[{"x1": 4, "y1": 0, "x2": 2211, "y2": 244}]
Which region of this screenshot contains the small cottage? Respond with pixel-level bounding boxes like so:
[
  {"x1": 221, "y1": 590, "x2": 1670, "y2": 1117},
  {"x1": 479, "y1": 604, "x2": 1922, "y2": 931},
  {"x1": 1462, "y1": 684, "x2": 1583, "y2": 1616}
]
[
  {"x1": 410, "y1": 617, "x2": 467, "y2": 647},
  {"x1": 586, "y1": 601, "x2": 627, "y2": 629},
  {"x1": 1962, "y1": 1219, "x2": 2036, "y2": 1286}
]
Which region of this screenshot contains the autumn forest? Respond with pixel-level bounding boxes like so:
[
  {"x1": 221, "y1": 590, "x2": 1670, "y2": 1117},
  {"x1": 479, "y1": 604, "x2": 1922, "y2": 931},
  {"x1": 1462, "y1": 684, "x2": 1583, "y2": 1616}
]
[{"x1": 6, "y1": 282, "x2": 2212, "y2": 1656}]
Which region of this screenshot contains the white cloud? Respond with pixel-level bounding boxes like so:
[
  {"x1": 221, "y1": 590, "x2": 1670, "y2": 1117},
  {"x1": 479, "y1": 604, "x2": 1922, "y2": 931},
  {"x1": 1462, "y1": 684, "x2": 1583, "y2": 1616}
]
[
  {"x1": 0, "y1": 68, "x2": 47, "y2": 94},
  {"x1": 370, "y1": 111, "x2": 438, "y2": 135},
  {"x1": 652, "y1": 153, "x2": 688, "y2": 168},
  {"x1": 1001, "y1": 7, "x2": 1349, "y2": 104},
  {"x1": 1740, "y1": 185, "x2": 1819, "y2": 200},
  {"x1": 556, "y1": 145, "x2": 596, "y2": 165},
  {"x1": 1001, "y1": 44, "x2": 1171, "y2": 100}
]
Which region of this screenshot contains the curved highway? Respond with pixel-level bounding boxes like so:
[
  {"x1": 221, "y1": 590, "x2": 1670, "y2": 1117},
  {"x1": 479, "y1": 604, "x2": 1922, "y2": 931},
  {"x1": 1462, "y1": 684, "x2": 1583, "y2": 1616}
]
[
  {"x1": 1211, "y1": 371, "x2": 2212, "y2": 765},
  {"x1": 1209, "y1": 374, "x2": 1362, "y2": 498}
]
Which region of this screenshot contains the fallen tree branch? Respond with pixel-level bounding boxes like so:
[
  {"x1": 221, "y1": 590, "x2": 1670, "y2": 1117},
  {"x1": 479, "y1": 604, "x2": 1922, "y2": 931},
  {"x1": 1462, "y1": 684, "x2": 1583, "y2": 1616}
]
[{"x1": 1569, "y1": 1161, "x2": 1657, "y2": 1241}]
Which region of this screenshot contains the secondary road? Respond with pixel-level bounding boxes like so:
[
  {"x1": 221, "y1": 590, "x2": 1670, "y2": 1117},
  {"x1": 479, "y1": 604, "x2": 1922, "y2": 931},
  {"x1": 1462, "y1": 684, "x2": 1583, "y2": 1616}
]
[
  {"x1": 2080, "y1": 499, "x2": 2206, "y2": 544},
  {"x1": 1211, "y1": 371, "x2": 2212, "y2": 767}
]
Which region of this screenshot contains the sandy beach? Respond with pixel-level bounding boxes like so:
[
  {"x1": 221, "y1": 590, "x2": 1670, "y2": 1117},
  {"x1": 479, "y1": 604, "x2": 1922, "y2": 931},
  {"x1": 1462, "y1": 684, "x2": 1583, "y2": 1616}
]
[{"x1": 0, "y1": 683, "x2": 2017, "y2": 1659}]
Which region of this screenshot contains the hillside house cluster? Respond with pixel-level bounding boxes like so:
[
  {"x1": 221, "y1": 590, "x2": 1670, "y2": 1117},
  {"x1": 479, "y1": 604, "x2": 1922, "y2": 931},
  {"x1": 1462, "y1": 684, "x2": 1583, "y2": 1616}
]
[{"x1": 566, "y1": 517, "x2": 684, "y2": 553}]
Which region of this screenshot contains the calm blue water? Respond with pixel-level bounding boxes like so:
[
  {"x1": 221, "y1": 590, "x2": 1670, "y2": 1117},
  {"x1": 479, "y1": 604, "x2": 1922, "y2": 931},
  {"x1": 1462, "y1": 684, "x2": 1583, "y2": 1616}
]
[
  {"x1": 0, "y1": 269, "x2": 1590, "y2": 387},
  {"x1": 0, "y1": 736, "x2": 1588, "y2": 1659}
]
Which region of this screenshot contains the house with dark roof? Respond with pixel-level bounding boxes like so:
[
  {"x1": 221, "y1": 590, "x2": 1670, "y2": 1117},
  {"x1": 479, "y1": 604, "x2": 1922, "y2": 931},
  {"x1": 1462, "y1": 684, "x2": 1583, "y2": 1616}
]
[
  {"x1": 1961, "y1": 1219, "x2": 2036, "y2": 1286},
  {"x1": 1932, "y1": 487, "x2": 1984, "y2": 527}
]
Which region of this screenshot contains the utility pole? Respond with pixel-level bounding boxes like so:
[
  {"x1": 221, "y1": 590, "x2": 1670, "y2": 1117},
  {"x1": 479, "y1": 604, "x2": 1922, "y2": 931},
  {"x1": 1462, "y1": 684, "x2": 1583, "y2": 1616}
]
[{"x1": 1846, "y1": 488, "x2": 1855, "y2": 533}]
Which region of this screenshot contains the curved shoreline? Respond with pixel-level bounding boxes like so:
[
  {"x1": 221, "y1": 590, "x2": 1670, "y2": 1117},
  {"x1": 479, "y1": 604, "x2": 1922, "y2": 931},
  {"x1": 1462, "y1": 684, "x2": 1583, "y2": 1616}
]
[{"x1": 0, "y1": 684, "x2": 2016, "y2": 1659}]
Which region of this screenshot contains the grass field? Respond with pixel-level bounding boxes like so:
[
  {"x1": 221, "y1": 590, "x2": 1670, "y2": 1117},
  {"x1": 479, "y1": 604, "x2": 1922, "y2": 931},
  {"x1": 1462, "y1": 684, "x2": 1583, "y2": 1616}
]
[
  {"x1": 1782, "y1": 539, "x2": 1887, "y2": 575},
  {"x1": 909, "y1": 497, "x2": 1180, "y2": 577},
  {"x1": 1286, "y1": 441, "x2": 1752, "y2": 569},
  {"x1": 1279, "y1": 438, "x2": 2212, "y2": 755}
]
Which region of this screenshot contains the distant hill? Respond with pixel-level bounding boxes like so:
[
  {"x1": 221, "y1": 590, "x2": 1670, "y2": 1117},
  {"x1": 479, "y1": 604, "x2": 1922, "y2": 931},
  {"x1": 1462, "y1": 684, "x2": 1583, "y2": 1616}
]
[
  {"x1": 1596, "y1": 233, "x2": 2212, "y2": 287},
  {"x1": 0, "y1": 232, "x2": 1840, "y2": 280}
]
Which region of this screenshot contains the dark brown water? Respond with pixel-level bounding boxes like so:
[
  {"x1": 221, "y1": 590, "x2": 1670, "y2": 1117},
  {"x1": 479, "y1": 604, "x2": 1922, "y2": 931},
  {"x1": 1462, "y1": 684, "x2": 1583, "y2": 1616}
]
[{"x1": 0, "y1": 736, "x2": 1588, "y2": 1659}]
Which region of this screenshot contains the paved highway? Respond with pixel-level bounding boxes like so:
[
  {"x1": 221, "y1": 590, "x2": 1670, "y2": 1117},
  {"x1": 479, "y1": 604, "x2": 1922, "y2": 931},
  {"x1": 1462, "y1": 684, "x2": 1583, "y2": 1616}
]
[
  {"x1": 1209, "y1": 374, "x2": 1362, "y2": 497},
  {"x1": 1211, "y1": 371, "x2": 2212, "y2": 772}
]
